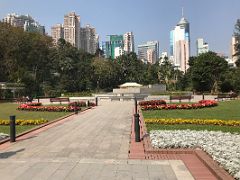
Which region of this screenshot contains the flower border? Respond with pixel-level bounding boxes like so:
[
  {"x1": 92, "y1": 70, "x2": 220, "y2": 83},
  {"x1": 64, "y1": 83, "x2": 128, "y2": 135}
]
[
  {"x1": 140, "y1": 100, "x2": 218, "y2": 110},
  {"x1": 145, "y1": 118, "x2": 240, "y2": 126}
]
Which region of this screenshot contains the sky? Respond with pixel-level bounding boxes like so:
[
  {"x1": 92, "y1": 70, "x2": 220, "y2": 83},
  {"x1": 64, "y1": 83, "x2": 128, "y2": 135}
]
[{"x1": 0, "y1": 0, "x2": 239, "y2": 56}]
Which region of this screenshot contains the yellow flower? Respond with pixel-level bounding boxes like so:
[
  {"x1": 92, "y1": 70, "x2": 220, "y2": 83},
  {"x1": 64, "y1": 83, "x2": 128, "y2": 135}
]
[
  {"x1": 0, "y1": 119, "x2": 48, "y2": 125},
  {"x1": 144, "y1": 118, "x2": 240, "y2": 126}
]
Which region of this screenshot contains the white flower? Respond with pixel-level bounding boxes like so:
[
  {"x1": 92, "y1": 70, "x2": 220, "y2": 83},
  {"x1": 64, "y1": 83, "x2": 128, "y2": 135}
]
[{"x1": 150, "y1": 130, "x2": 240, "y2": 179}]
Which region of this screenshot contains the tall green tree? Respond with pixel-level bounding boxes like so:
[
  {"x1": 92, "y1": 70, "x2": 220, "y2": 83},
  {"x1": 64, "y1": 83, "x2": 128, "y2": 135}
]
[
  {"x1": 189, "y1": 52, "x2": 228, "y2": 93},
  {"x1": 158, "y1": 58, "x2": 176, "y2": 90},
  {"x1": 116, "y1": 52, "x2": 147, "y2": 84},
  {"x1": 0, "y1": 22, "x2": 53, "y2": 96},
  {"x1": 222, "y1": 68, "x2": 240, "y2": 93},
  {"x1": 91, "y1": 57, "x2": 121, "y2": 91},
  {"x1": 49, "y1": 39, "x2": 94, "y2": 93}
]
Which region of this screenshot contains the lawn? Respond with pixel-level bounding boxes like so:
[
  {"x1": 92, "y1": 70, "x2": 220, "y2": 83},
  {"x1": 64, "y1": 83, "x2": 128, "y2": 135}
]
[
  {"x1": 0, "y1": 103, "x2": 72, "y2": 135},
  {"x1": 142, "y1": 100, "x2": 240, "y2": 133},
  {"x1": 143, "y1": 100, "x2": 240, "y2": 120}
]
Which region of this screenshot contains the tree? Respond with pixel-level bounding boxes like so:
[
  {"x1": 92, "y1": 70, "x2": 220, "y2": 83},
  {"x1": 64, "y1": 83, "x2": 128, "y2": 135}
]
[
  {"x1": 50, "y1": 38, "x2": 94, "y2": 93},
  {"x1": 116, "y1": 52, "x2": 147, "y2": 84},
  {"x1": 91, "y1": 57, "x2": 120, "y2": 91},
  {"x1": 234, "y1": 19, "x2": 240, "y2": 67},
  {"x1": 0, "y1": 22, "x2": 53, "y2": 97},
  {"x1": 158, "y1": 58, "x2": 176, "y2": 90},
  {"x1": 189, "y1": 52, "x2": 228, "y2": 93},
  {"x1": 222, "y1": 68, "x2": 240, "y2": 93}
]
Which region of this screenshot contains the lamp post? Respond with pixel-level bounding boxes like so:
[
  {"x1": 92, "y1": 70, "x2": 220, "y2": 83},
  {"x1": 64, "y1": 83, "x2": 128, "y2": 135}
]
[{"x1": 134, "y1": 97, "x2": 140, "y2": 142}]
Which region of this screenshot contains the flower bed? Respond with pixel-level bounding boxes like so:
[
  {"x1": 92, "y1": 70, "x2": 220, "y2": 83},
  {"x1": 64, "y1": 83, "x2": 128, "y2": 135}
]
[
  {"x1": 145, "y1": 118, "x2": 240, "y2": 126},
  {"x1": 17, "y1": 102, "x2": 81, "y2": 112},
  {"x1": 140, "y1": 100, "x2": 218, "y2": 110},
  {"x1": 150, "y1": 130, "x2": 240, "y2": 179},
  {"x1": 0, "y1": 119, "x2": 48, "y2": 125},
  {"x1": 139, "y1": 100, "x2": 166, "y2": 106}
]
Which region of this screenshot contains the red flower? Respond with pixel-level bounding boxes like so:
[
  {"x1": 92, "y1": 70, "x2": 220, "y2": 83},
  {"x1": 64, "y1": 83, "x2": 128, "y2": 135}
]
[{"x1": 140, "y1": 100, "x2": 218, "y2": 110}]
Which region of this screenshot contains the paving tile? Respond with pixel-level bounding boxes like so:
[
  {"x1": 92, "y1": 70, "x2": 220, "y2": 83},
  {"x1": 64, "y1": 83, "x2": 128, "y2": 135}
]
[{"x1": 0, "y1": 101, "x2": 203, "y2": 180}]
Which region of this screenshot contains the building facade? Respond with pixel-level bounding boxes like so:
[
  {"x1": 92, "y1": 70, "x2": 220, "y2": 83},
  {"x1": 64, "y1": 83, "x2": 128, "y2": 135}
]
[
  {"x1": 123, "y1": 32, "x2": 134, "y2": 53},
  {"x1": 80, "y1": 24, "x2": 98, "y2": 54},
  {"x1": 159, "y1": 52, "x2": 168, "y2": 65},
  {"x1": 63, "y1": 12, "x2": 80, "y2": 49},
  {"x1": 103, "y1": 35, "x2": 124, "y2": 59},
  {"x1": 138, "y1": 41, "x2": 159, "y2": 64},
  {"x1": 3, "y1": 13, "x2": 45, "y2": 35},
  {"x1": 231, "y1": 36, "x2": 239, "y2": 65},
  {"x1": 51, "y1": 24, "x2": 64, "y2": 45},
  {"x1": 114, "y1": 47, "x2": 124, "y2": 58},
  {"x1": 170, "y1": 16, "x2": 190, "y2": 72},
  {"x1": 196, "y1": 38, "x2": 209, "y2": 56}
]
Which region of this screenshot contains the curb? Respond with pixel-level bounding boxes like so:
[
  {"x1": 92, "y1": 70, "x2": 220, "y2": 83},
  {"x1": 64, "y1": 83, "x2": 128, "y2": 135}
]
[{"x1": 0, "y1": 107, "x2": 93, "y2": 146}]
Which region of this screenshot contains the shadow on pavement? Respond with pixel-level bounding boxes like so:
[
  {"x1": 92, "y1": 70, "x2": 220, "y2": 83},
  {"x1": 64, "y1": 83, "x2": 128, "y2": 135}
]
[
  {"x1": 0, "y1": 148, "x2": 25, "y2": 159},
  {"x1": 18, "y1": 135, "x2": 37, "y2": 142}
]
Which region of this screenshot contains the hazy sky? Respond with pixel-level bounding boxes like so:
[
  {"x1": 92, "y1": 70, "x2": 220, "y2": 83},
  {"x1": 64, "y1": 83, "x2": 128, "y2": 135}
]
[{"x1": 0, "y1": 0, "x2": 239, "y2": 56}]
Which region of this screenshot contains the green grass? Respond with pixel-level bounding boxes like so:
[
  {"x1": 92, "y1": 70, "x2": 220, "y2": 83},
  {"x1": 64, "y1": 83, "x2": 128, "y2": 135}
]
[
  {"x1": 143, "y1": 100, "x2": 240, "y2": 133},
  {"x1": 0, "y1": 125, "x2": 36, "y2": 135},
  {"x1": 0, "y1": 103, "x2": 71, "y2": 135},
  {"x1": 143, "y1": 100, "x2": 240, "y2": 120}
]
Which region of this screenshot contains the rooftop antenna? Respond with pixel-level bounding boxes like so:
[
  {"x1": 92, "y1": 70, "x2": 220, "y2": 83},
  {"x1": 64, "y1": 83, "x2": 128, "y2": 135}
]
[{"x1": 182, "y1": 7, "x2": 184, "y2": 17}]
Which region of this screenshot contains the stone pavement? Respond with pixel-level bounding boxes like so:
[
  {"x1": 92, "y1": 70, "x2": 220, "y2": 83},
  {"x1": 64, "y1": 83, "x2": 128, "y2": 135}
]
[{"x1": 0, "y1": 101, "x2": 193, "y2": 180}]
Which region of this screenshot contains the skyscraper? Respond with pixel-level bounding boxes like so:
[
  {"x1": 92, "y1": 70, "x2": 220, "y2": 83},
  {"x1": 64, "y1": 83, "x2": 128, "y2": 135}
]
[
  {"x1": 124, "y1": 32, "x2": 134, "y2": 53},
  {"x1": 196, "y1": 38, "x2": 209, "y2": 56},
  {"x1": 138, "y1": 41, "x2": 159, "y2": 64},
  {"x1": 170, "y1": 15, "x2": 190, "y2": 72},
  {"x1": 104, "y1": 35, "x2": 124, "y2": 59},
  {"x1": 3, "y1": 13, "x2": 45, "y2": 35},
  {"x1": 231, "y1": 36, "x2": 238, "y2": 65},
  {"x1": 80, "y1": 24, "x2": 98, "y2": 54},
  {"x1": 51, "y1": 24, "x2": 64, "y2": 45},
  {"x1": 63, "y1": 12, "x2": 80, "y2": 49}
]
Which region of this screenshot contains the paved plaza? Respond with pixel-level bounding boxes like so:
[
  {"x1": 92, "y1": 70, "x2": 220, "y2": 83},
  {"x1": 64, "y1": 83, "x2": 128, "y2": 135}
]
[{"x1": 0, "y1": 101, "x2": 194, "y2": 180}]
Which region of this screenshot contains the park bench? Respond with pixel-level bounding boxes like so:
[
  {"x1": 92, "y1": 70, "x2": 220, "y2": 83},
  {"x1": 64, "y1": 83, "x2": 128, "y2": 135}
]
[
  {"x1": 215, "y1": 93, "x2": 238, "y2": 101},
  {"x1": 50, "y1": 97, "x2": 70, "y2": 104},
  {"x1": 169, "y1": 95, "x2": 193, "y2": 103}
]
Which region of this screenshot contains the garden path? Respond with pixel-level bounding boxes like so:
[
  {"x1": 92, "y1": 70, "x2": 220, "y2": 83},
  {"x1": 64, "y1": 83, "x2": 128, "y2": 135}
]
[{"x1": 0, "y1": 101, "x2": 193, "y2": 180}]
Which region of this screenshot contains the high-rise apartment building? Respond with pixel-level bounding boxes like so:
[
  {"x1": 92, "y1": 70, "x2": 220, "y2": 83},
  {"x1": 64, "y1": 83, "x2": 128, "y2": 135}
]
[
  {"x1": 114, "y1": 47, "x2": 124, "y2": 58},
  {"x1": 51, "y1": 24, "x2": 64, "y2": 45},
  {"x1": 170, "y1": 16, "x2": 190, "y2": 72},
  {"x1": 146, "y1": 49, "x2": 156, "y2": 64},
  {"x1": 196, "y1": 38, "x2": 209, "y2": 56},
  {"x1": 124, "y1": 32, "x2": 134, "y2": 53},
  {"x1": 63, "y1": 12, "x2": 80, "y2": 49},
  {"x1": 102, "y1": 32, "x2": 135, "y2": 59},
  {"x1": 3, "y1": 13, "x2": 45, "y2": 35},
  {"x1": 80, "y1": 24, "x2": 98, "y2": 54},
  {"x1": 159, "y1": 52, "x2": 168, "y2": 65},
  {"x1": 138, "y1": 41, "x2": 159, "y2": 64},
  {"x1": 104, "y1": 35, "x2": 124, "y2": 59}
]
